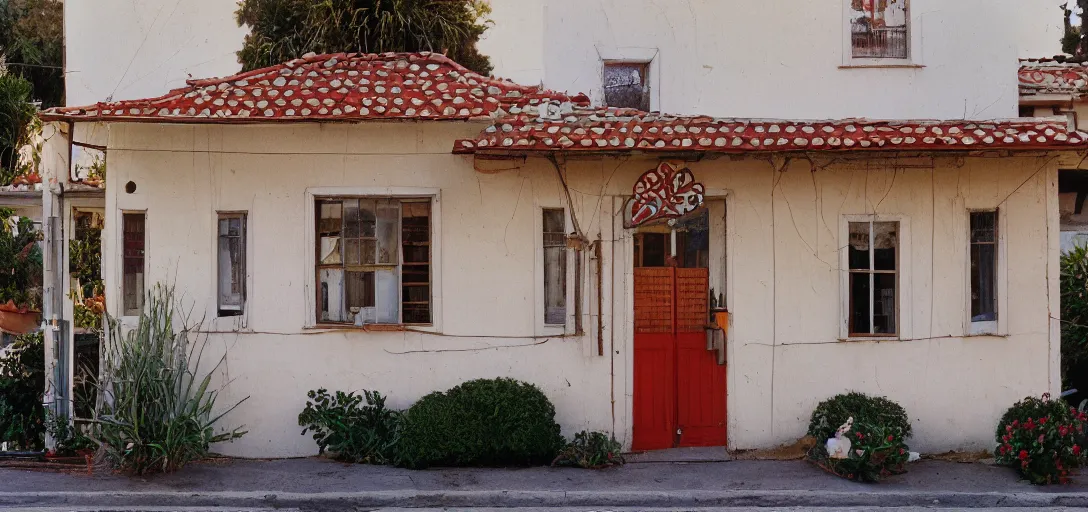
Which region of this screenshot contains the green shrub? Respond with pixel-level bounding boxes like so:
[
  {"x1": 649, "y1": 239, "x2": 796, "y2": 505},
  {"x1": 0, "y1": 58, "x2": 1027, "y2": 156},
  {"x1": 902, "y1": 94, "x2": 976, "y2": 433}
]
[
  {"x1": 807, "y1": 392, "x2": 912, "y2": 442},
  {"x1": 1061, "y1": 244, "x2": 1088, "y2": 389},
  {"x1": 91, "y1": 285, "x2": 247, "y2": 474},
  {"x1": 552, "y1": 430, "x2": 624, "y2": 469},
  {"x1": 0, "y1": 332, "x2": 44, "y2": 450},
  {"x1": 996, "y1": 393, "x2": 1088, "y2": 485},
  {"x1": 807, "y1": 392, "x2": 913, "y2": 483},
  {"x1": 298, "y1": 388, "x2": 400, "y2": 464},
  {"x1": 396, "y1": 378, "x2": 563, "y2": 469},
  {"x1": 45, "y1": 412, "x2": 95, "y2": 457}
]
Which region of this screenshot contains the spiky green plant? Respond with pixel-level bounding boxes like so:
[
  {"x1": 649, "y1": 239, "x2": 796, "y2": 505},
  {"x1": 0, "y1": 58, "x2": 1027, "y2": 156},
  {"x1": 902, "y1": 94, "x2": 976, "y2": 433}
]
[
  {"x1": 235, "y1": 0, "x2": 493, "y2": 75},
  {"x1": 91, "y1": 285, "x2": 248, "y2": 474},
  {"x1": 0, "y1": 73, "x2": 35, "y2": 184}
]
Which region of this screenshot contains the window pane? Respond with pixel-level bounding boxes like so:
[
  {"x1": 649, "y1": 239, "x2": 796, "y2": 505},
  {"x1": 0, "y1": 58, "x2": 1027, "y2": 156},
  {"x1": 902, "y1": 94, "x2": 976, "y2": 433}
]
[
  {"x1": 543, "y1": 208, "x2": 567, "y2": 325},
  {"x1": 971, "y1": 243, "x2": 997, "y2": 322},
  {"x1": 376, "y1": 201, "x2": 399, "y2": 265},
  {"x1": 543, "y1": 209, "x2": 565, "y2": 234},
  {"x1": 850, "y1": 272, "x2": 870, "y2": 334},
  {"x1": 848, "y1": 222, "x2": 870, "y2": 270},
  {"x1": 318, "y1": 201, "x2": 342, "y2": 234},
  {"x1": 122, "y1": 213, "x2": 145, "y2": 315},
  {"x1": 971, "y1": 211, "x2": 996, "y2": 243},
  {"x1": 873, "y1": 222, "x2": 897, "y2": 271},
  {"x1": 346, "y1": 270, "x2": 375, "y2": 325},
  {"x1": 874, "y1": 273, "x2": 897, "y2": 334},
  {"x1": 320, "y1": 268, "x2": 345, "y2": 322},
  {"x1": 375, "y1": 269, "x2": 399, "y2": 324}
]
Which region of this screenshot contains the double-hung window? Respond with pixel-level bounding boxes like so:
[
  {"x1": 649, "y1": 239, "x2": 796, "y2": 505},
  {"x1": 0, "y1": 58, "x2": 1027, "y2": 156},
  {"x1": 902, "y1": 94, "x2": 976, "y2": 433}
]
[
  {"x1": 315, "y1": 197, "x2": 431, "y2": 326},
  {"x1": 969, "y1": 211, "x2": 998, "y2": 327},
  {"x1": 847, "y1": 220, "x2": 899, "y2": 336}
]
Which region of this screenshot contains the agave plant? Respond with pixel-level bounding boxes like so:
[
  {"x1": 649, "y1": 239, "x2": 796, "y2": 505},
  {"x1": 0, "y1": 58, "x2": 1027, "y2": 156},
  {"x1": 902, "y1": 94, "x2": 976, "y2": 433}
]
[{"x1": 91, "y1": 285, "x2": 247, "y2": 474}]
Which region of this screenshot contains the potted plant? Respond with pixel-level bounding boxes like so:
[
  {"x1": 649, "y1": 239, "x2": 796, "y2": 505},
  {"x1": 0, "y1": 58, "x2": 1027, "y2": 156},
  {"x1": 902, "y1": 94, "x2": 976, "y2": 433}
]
[{"x1": 0, "y1": 209, "x2": 42, "y2": 334}]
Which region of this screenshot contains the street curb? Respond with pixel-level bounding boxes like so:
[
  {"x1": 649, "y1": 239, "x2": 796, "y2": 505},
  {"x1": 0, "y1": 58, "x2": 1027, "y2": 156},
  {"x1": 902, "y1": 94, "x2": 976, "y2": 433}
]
[{"x1": 3, "y1": 490, "x2": 1088, "y2": 509}]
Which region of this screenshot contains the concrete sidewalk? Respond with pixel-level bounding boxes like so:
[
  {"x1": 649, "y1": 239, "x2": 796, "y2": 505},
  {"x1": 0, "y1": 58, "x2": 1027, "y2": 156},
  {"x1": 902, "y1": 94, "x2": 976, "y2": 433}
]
[{"x1": 2, "y1": 457, "x2": 1088, "y2": 509}]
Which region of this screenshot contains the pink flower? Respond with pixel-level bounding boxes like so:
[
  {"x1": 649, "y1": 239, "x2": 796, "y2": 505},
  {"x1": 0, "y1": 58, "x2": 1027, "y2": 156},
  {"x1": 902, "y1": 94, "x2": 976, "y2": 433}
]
[{"x1": 1019, "y1": 450, "x2": 1030, "y2": 461}]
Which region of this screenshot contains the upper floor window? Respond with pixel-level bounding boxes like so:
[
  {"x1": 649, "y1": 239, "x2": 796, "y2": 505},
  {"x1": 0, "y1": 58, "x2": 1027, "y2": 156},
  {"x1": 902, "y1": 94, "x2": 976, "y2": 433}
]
[
  {"x1": 315, "y1": 197, "x2": 431, "y2": 326},
  {"x1": 850, "y1": 0, "x2": 909, "y2": 60},
  {"x1": 603, "y1": 62, "x2": 650, "y2": 111}
]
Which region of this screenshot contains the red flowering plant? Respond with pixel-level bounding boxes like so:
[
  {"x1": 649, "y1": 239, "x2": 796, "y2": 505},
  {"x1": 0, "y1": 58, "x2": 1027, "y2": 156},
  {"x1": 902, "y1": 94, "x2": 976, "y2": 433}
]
[
  {"x1": 811, "y1": 421, "x2": 911, "y2": 482},
  {"x1": 806, "y1": 392, "x2": 913, "y2": 483},
  {"x1": 995, "y1": 394, "x2": 1088, "y2": 485}
]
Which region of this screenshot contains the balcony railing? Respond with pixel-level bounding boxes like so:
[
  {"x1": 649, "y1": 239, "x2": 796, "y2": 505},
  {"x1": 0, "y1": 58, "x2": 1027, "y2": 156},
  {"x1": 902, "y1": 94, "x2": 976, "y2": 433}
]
[{"x1": 851, "y1": 26, "x2": 908, "y2": 59}]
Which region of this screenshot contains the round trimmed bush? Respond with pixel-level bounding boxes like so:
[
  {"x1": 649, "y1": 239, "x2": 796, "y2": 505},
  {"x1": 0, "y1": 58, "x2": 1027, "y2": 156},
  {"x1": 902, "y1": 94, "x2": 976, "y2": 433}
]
[
  {"x1": 806, "y1": 392, "x2": 912, "y2": 482},
  {"x1": 996, "y1": 394, "x2": 1088, "y2": 485},
  {"x1": 807, "y1": 392, "x2": 912, "y2": 442},
  {"x1": 395, "y1": 378, "x2": 564, "y2": 469}
]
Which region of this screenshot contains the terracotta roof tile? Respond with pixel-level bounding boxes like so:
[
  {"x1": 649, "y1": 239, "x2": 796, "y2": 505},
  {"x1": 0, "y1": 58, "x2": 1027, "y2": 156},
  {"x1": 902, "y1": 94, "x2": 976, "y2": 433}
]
[
  {"x1": 41, "y1": 52, "x2": 589, "y2": 123},
  {"x1": 454, "y1": 106, "x2": 1088, "y2": 154},
  {"x1": 1020, "y1": 59, "x2": 1088, "y2": 97}
]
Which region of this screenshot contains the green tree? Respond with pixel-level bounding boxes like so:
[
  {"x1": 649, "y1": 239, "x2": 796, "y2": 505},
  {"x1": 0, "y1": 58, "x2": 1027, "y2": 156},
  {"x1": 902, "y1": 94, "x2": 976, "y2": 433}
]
[
  {"x1": 0, "y1": 73, "x2": 35, "y2": 183},
  {"x1": 0, "y1": 0, "x2": 64, "y2": 107},
  {"x1": 235, "y1": 0, "x2": 493, "y2": 75}
]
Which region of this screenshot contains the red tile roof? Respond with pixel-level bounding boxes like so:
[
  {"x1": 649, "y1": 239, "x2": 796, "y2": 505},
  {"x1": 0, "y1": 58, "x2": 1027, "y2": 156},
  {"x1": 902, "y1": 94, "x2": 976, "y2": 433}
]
[
  {"x1": 453, "y1": 106, "x2": 1088, "y2": 154},
  {"x1": 40, "y1": 52, "x2": 589, "y2": 123},
  {"x1": 1020, "y1": 59, "x2": 1088, "y2": 97}
]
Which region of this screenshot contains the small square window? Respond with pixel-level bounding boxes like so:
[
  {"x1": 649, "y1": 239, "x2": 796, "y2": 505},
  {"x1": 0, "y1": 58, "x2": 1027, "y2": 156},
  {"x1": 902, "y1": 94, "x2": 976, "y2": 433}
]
[
  {"x1": 603, "y1": 62, "x2": 650, "y2": 111},
  {"x1": 217, "y1": 213, "x2": 246, "y2": 317},
  {"x1": 849, "y1": 0, "x2": 909, "y2": 59}
]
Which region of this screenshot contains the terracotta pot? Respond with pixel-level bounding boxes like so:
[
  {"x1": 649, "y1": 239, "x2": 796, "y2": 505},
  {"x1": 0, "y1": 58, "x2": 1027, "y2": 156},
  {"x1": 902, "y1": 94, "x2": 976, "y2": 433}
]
[{"x1": 0, "y1": 301, "x2": 40, "y2": 335}]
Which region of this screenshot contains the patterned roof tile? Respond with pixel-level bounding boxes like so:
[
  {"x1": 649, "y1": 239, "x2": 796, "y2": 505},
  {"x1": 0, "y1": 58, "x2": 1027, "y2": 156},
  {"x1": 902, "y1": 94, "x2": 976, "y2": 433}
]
[
  {"x1": 1020, "y1": 59, "x2": 1088, "y2": 97},
  {"x1": 41, "y1": 52, "x2": 589, "y2": 123},
  {"x1": 454, "y1": 106, "x2": 1088, "y2": 154}
]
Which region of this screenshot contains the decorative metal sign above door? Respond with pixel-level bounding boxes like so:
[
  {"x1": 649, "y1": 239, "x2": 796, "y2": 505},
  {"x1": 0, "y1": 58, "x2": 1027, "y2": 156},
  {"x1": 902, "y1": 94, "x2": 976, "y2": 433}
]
[{"x1": 625, "y1": 162, "x2": 706, "y2": 227}]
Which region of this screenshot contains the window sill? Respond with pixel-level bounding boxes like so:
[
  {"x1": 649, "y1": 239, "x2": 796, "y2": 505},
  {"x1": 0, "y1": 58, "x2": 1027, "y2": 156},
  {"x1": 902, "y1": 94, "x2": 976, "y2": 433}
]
[
  {"x1": 839, "y1": 63, "x2": 925, "y2": 70},
  {"x1": 307, "y1": 323, "x2": 434, "y2": 332},
  {"x1": 839, "y1": 335, "x2": 901, "y2": 342}
]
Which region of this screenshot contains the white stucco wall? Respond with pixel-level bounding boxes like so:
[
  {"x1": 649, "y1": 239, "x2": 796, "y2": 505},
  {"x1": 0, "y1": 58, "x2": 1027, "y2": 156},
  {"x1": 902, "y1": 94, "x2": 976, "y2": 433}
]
[
  {"x1": 481, "y1": 0, "x2": 1061, "y2": 119},
  {"x1": 90, "y1": 120, "x2": 1060, "y2": 457},
  {"x1": 64, "y1": 0, "x2": 246, "y2": 106}
]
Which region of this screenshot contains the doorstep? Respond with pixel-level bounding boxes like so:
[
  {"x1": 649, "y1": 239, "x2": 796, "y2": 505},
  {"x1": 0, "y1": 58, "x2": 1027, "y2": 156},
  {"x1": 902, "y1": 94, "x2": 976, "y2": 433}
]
[{"x1": 625, "y1": 446, "x2": 730, "y2": 463}]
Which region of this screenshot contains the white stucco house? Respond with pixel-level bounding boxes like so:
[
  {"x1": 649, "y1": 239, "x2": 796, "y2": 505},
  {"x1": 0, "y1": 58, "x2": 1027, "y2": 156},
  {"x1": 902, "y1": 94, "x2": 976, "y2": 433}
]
[{"x1": 37, "y1": 46, "x2": 1088, "y2": 456}]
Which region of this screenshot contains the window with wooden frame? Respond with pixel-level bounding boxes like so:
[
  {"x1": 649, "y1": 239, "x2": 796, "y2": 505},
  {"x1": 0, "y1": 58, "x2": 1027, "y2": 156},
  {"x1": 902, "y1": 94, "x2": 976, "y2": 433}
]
[
  {"x1": 217, "y1": 213, "x2": 246, "y2": 317},
  {"x1": 542, "y1": 208, "x2": 567, "y2": 325},
  {"x1": 603, "y1": 62, "x2": 650, "y2": 111},
  {"x1": 969, "y1": 211, "x2": 998, "y2": 325},
  {"x1": 315, "y1": 197, "x2": 431, "y2": 326},
  {"x1": 847, "y1": 220, "x2": 899, "y2": 336},
  {"x1": 122, "y1": 212, "x2": 146, "y2": 316}
]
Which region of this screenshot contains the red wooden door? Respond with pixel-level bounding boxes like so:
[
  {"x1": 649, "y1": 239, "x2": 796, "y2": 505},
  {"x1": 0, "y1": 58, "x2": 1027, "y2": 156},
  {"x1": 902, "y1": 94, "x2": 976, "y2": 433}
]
[{"x1": 633, "y1": 267, "x2": 727, "y2": 451}]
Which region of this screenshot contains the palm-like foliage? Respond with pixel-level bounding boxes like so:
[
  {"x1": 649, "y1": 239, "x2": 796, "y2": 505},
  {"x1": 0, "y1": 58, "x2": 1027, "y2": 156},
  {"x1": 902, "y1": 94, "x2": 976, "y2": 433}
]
[
  {"x1": 235, "y1": 0, "x2": 493, "y2": 75},
  {"x1": 92, "y1": 285, "x2": 247, "y2": 474},
  {"x1": 0, "y1": 73, "x2": 34, "y2": 184}
]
